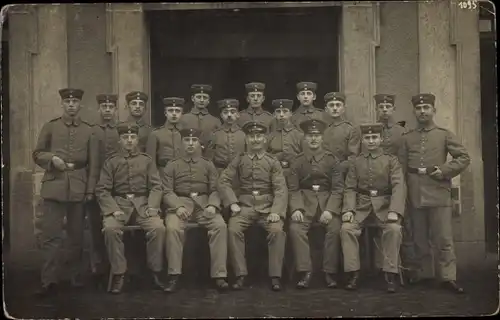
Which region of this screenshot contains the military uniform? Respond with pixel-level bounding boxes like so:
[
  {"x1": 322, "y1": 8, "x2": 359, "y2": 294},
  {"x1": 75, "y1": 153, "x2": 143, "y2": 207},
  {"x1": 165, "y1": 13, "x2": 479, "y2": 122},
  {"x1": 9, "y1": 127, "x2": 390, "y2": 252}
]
[
  {"x1": 267, "y1": 99, "x2": 304, "y2": 179},
  {"x1": 322, "y1": 92, "x2": 361, "y2": 173},
  {"x1": 290, "y1": 82, "x2": 325, "y2": 130},
  {"x1": 121, "y1": 91, "x2": 152, "y2": 152},
  {"x1": 400, "y1": 94, "x2": 470, "y2": 291},
  {"x1": 163, "y1": 128, "x2": 228, "y2": 291},
  {"x1": 95, "y1": 123, "x2": 165, "y2": 293},
  {"x1": 33, "y1": 88, "x2": 99, "y2": 291},
  {"x1": 146, "y1": 98, "x2": 185, "y2": 170},
  {"x1": 288, "y1": 119, "x2": 344, "y2": 288},
  {"x1": 219, "y1": 122, "x2": 288, "y2": 289},
  {"x1": 238, "y1": 82, "x2": 273, "y2": 128},
  {"x1": 180, "y1": 84, "x2": 221, "y2": 147}
]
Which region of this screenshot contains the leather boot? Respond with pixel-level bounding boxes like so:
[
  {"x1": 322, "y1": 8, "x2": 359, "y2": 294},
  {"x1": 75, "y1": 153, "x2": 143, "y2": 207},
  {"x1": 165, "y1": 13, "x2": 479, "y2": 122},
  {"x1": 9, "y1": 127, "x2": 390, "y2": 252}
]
[
  {"x1": 152, "y1": 272, "x2": 165, "y2": 291},
  {"x1": 110, "y1": 274, "x2": 125, "y2": 294},
  {"x1": 34, "y1": 283, "x2": 58, "y2": 298},
  {"x1": 385, "y1": 272, "x2": 396, "y2": 293},
  {"x1": 271, "y1": 277, "x2": 282, "y2": 291},
  {"x1": 345, "y1": 271, "x2": 359, "y2": 291},
  {"x1": 232, "y1": 276, "x2": 245, "y2": 290},
  {"x1": 441, "y1": 280, "x2": 465, "y2": 294},
  {"x1": 325, "y1": 273, "x2": 338, "y2": 289},
  {"x1": 164, "y1": 275, "x2": 179, "y2": 293},
  {"x1": 296, "y1": 272, "x2": 312, "y2": 289},
  {"x1": 215, "y1": 278, "x2": 229, "y2": 291}
]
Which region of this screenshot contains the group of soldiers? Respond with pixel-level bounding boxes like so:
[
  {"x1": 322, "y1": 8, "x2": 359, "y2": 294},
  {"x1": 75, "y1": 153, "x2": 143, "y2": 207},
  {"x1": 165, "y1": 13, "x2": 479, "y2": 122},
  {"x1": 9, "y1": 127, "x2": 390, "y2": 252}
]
[{"x1": 32, "y1": 81, "x2": 470, "y2": 298}]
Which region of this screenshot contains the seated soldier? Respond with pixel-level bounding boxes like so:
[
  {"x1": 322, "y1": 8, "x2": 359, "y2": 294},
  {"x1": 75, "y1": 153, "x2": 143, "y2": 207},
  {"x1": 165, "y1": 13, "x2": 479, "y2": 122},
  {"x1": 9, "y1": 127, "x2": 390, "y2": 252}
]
[
  {"x1": 288, "y1": 119, "x2": 344, "y2": 289},
  {"x1": 96, "y1": 123, "x2": 166, "y2": 294},
  {"x1": 340, "y1": 123, "x2": 406, "y2": 293},
  {"x1": 218, "y1": 121, "x2": 288, "y2": 292},
  {"x1": 162, "y1": 128, "x2": 228, "y2": 293}
]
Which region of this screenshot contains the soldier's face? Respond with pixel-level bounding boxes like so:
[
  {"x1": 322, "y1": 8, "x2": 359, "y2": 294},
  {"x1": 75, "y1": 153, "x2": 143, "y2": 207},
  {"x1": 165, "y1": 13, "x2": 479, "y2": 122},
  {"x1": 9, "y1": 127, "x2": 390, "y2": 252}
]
[
  {"x1": 362, "y1": 133, "x2": 382, "y2": 151},
  {"x1": 221, "y1": 107, "x2": 239, "y2": 124},
  {"x1": 247, "y1": 92, "x2": 265, "y2": 108},
  {"x1": 98, "y1": 102, "x2": 117, "y2": 121},
  {"x1": 246, "y1": 133, "x2": 267, "y2": 151},
  {"x1": 274, "y1": 108, "x2": 292, "y2": 123},
  {"x1": 325, "y1": 100, "x2": 345, "y2": 118},
  {"x1": 127, "y1": 99, "x2": 146, "y2": 118},
  {"x1": 165, "y1": 106, "x2": 183, "y2": 123},
  {"x1": 182, "y1": 137, "x2": 200, "y2": 154},
  {"x1": 414, "y1": 103, "x2": 435, "y2": 123},
  {"x1": 119, "y1": 133, "x2": 139, "y2": 151},
  {"x1": 192, "y1": 93, "x2": 210, "y2": 109},
  {"x1": 304, "y1": 133, "x2": 323, "y2": 150},
  {"x1": 297, "y1": 90, "x2": 316, "y2": 106},
  {"x1": 62, "y1": 98, "x2": 82, "y2": 117},
  {"x1": 377, "y1": 102, "x2": 395, "y2": 120}
]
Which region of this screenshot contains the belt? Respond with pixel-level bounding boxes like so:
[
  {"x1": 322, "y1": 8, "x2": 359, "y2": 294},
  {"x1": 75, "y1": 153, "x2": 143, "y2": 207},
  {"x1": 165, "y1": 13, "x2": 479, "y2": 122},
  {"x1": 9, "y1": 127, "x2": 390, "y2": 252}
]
[
  {"x1": 177, "y1": 191, "x2": 207, "y2": 198},
  {"x1": 356, "y1": 188, "x2": 392, "y2": 197},
  {"x1": 280, "y1": 161, "x2": 290, "y2": 168},
  {"x1": 64, "y1": 162, "x2": 87, "y2": 170},
  {"x1": 408, "y1": 166, "x2": 437, "y2": 175},
  {"x1": 301, "y1": 184, "x2": 329, "y2": 192},
  {"x1": 241, "y1": 190, "x2": 272, "y2": 197},
  {"x1": 112, "y1": 192, "x2": 148, "y2": 199}
]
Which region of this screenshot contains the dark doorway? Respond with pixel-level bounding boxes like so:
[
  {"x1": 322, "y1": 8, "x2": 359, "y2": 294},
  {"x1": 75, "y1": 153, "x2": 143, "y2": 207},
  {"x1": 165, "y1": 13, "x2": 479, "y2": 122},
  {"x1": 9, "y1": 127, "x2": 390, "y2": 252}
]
[
  {"x1": 479, "y1": 2, "x2": 498, "y2": 253},
  {"x1": 147, "y1": 6, "x2": 340, "y2": 127}
]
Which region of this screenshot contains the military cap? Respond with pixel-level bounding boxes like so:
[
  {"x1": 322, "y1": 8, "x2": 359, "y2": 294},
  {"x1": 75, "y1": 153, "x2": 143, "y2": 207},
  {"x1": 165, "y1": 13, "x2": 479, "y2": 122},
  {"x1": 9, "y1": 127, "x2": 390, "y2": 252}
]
[
  {"x1": 217, "y1": 98, "x2": 240, "y2": 110},
  {"x1": 96, "y1": 94, "x2": 118, "y2": 104},
  {"x1": 242, "y1": 121, "x2": 268, "y2": 135},
  {"x1": 59, "y1": 88, "x2": 84, "y2": 100},
  {"x1": 245, "y1": 82, "x2": 266, "y2": 93},
  {"x1": 299, "y1": 119, "x2": 327, "y2": 135},
  {"x1": 191, "y1": 84, "x2": 213, "y2": 95},
  {"x1": 271, "y1": 99, "x2": 294, "y2": 110},
  {"x1": 117, "y1": 122, "x2": 139, "y2": 135},
  {"x1": 125, "y1": 91, "x2": 148, "y2": 103},
  {"x1": 360, "y1": 123, "x2": 383, "y2": 135},
  {"x1": 180, "y1": 128, "x2": 202, "y2": 139},
  {"x1": 296, "y1": 81, "x2": 318, "y2": 93},
  {"x1": 163, "y1": 97, "x2": 185, "y2": 107},
  {"x1": 374, "y1": 94, "x2": 395, "y2": 105},
  {"x1": 324, "y1": 92, "x2": 346, "y2": 103},
  {"x1": 411, "y1": 93, "x2": 435, "y2": 106}
]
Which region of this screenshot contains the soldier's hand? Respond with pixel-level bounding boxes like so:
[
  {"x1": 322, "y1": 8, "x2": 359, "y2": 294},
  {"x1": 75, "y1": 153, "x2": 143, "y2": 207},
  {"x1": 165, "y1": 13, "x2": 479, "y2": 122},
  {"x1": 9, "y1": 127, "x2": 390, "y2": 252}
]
[
  {"x1": 429, "y1": 166, "x2": 444, "y2": 180},
  {"x1": 291, "y1": 210, "x2": 304, "y2": 222},
  {"x1": 146, "y1": 207, "x2": 160, "y2": 217},
  {"x1": 51, "y1": 156, "x2": 67, "y2": 171},
  {"x1": 112, "y1": 210, "x2": 125, "y2": 218},
  {"x1": 203, "y1": 205, "x2": 217, "y2": 219},
  {"x1": 267, "y1": 213, "x2": 281, "y2": 223},
  {"x1": 342, "y1": 211, "x2": 354, "y2": 223},
  {"x1": 387, "y1": 211, "x2": 399, "y2": 222},
  {"x1": 319, "y1": 211, "x2": 333, "y2": 225},
  {"x1": 85, "y1": 194, "x2": 94, "y2": 202},
  {"x1": 176, "y1": 207, "x2": 190, "y2": 220},
  {"x1": 230, "y1": 203, "x2": 241, "y2": 216}
]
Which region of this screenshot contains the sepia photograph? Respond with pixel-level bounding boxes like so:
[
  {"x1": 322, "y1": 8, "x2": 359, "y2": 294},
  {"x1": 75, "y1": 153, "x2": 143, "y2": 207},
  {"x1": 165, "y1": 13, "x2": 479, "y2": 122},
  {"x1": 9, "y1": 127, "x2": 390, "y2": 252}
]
[{"x1": 1, "y1": 1, "x2": 498, "y2": 318}]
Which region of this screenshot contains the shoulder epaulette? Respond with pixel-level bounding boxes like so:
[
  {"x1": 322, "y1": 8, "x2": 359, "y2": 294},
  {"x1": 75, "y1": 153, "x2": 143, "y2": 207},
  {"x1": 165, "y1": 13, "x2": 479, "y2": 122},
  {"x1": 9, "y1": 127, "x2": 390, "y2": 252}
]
[
  {"x1": 436, "y1": 127, "x2": 449, "y2": 132},
  {"x1": 264, "y1": 152, "x2": 279, "y2": 161},
  {"x1": 402, "y1": 129, "x2": 415, "y2": 135},
  {"x1": 81, "y1": 119, "x2": 93, "y2": 126},
  {"x1": 140, "y1": 152, "x2": 152, "y2": 159},
  {"x1": 152, "y1": 125, "x2": 165, "y2": 131},
  {"x1": 49, "y1": 117, "x2": 61, "y2": 122}
]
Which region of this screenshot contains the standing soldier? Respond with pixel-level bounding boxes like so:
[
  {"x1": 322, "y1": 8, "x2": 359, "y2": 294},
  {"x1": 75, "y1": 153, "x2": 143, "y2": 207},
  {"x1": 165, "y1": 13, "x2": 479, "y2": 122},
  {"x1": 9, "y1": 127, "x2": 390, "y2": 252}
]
[
  {"x1": 33, "y1": 88, "x2": 99, "y2": 296},
  {"x1": 322, "y1": 92, "x2": 360, "y2": 173},
  {"x1": 219, "y1": 121, "x2": 288, "y2": 292},
  {"x1": 400, "y1": 93, "x2": 470, "y2": 294},
  {"x1": 340, "y1": 123, "x2": 405, "y2": 293},
  {"x1": 180, "y1": 84, "x2": 221, "y2": 148},
  {"x1": 238, "y1": 82, "x2": 273, "y2": 129},
  {"x1": 96, "y1": 123, "x2": 166, "y2": 294},
  {"x1": 267, "y1": 99, "x2": 304, "y2": 180},
  {"x1": 206, "y1": 98, "x2": 246, "y2": 173},
  {"x1": 288, "y1": 119, "x2": 344, "y2": 289},
  {"x1": 89, "y1": 94, "x2": 120, "y2": 278},
  {"x1": 290, "y1": 81, "x2": 325, "y2": 129},
  {"x1": 162, "y1": 128, "x2": 229, "y2": 293},
  {"x1": 146, "y1": 97, "x2": 185, "y2": 171},
  {"x1": 374, "y1": 94, "x2": 406, "y2": 156},
  {"x1": 122, "y1": 91, "x2": 151, "y2": 152}
]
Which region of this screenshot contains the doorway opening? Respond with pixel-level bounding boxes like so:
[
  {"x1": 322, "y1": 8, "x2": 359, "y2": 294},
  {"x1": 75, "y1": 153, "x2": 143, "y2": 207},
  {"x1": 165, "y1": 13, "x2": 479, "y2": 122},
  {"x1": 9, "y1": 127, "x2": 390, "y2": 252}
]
[{"x1": 147, "y1": 6, "x2": 341, "y2": 127}]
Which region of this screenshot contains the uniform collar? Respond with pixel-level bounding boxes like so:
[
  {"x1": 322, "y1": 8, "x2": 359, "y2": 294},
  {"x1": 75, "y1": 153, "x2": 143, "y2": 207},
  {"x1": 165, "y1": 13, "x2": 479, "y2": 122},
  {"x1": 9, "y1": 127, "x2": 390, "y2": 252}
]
[
  {"x1": 248, "y1": 151, "x2": 265, "y2": 160},
  {"x1": 182, "y1": 155, "x2": 200, "y2": 163},
  {"x1": 192, "y1": 107, "x2": 209, "y2": 115},
  {"x1": 379, "y1": 117, "x2": 395, "y2": 129},
  {"x1": 362, "y1": 148, "x2": 383, "y2": 158},
  {"x1": 120, "y1": 149, "x2": 139, "y2": 158},
  {"x1": 298, "y1": 105, "x2": 316, "y2": 114},
  {"x1": 222, "y1": 123, "x2": 240, "y2": 132},
  {"x1": 305, "y1": 149, "x2": 326, "y2": 162},
  {"x1": 127, "y1": 116, "x2": 147, "y2": 127},
  {"x1": 62, "y1": 114, "x2": 81, "y2": 126},
  {"x1": 417, "y1": 121, "x2": 437, "y2": 132},
  {"x1": 246, "y1": 107, "x2": 264, "y2": 115},
  {"x1": 276, "y1": 121, "x2": 295, "y2": 132},
  {"x1": 166, "y1": 122, "x2": 182, "y2": 130},
  {"x1": 328, "y1": 116, "x2": 347, "y2": 127},
  {"x1": 99, "y1": 119, "x2": 117, "y2": 128}
]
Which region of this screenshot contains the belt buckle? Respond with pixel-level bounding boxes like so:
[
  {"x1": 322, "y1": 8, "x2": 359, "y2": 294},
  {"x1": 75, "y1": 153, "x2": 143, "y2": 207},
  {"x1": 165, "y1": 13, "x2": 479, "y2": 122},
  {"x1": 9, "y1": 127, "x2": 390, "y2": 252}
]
[
  {"x1": 190, "y1": 192, "x2": 199, "y2": 198},
  {"x1": 370, "y1": 190, "x2": 378, "y2": 197},
  {"x1": 312, "y1": 185, "x2": 320, "y2": 192},
  {"x1": 418, "y1": 167, "x2": 427, "y2": 175},
  {"x1": 66, "y1": 162, "x2": 75, "y2": 170},
  {"x1": 281, "y1": 161, "x2": 289, "y2": 168},
  {"x1": 126, "y1": 194, "x2": 135, "y2": 200},
  {"x1": 252, "y1": 190, "x2": 260, "y2": 196}
]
